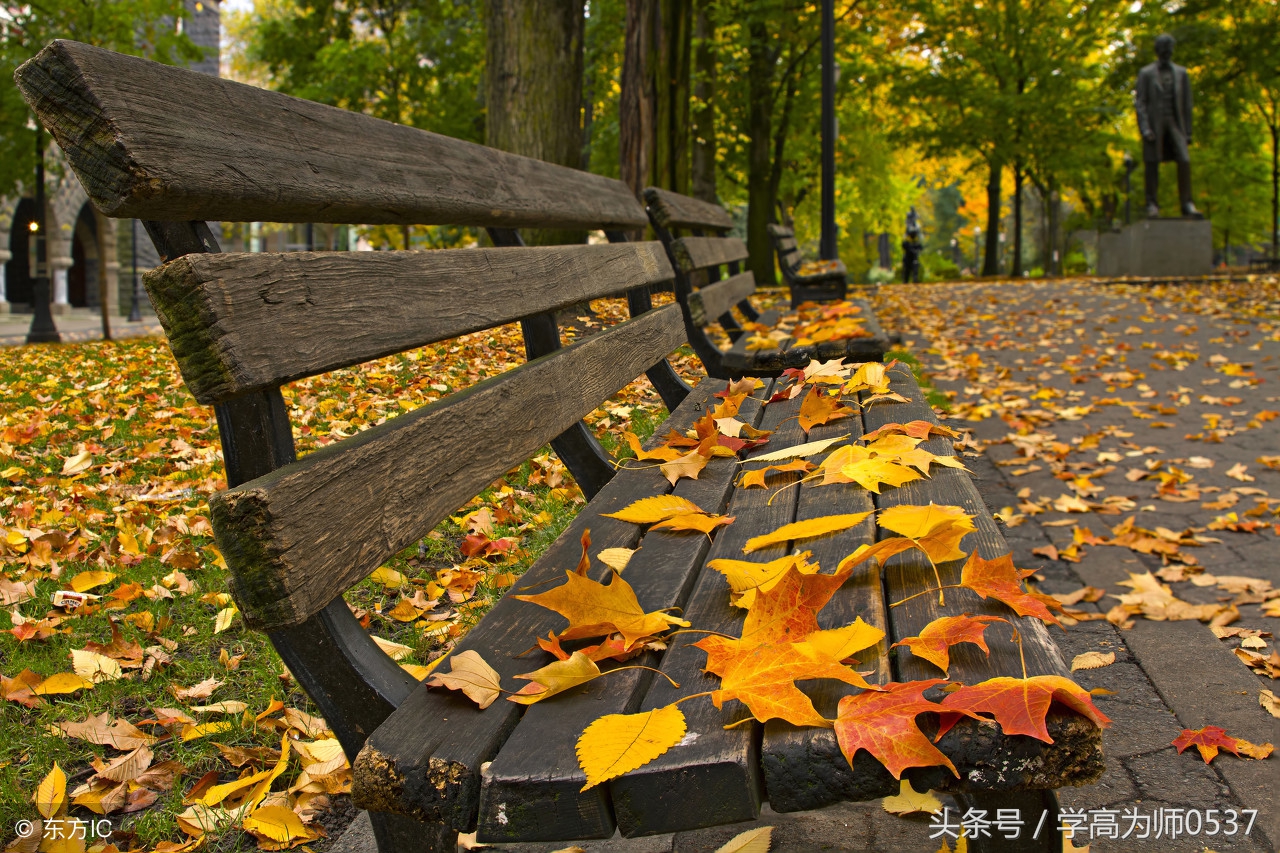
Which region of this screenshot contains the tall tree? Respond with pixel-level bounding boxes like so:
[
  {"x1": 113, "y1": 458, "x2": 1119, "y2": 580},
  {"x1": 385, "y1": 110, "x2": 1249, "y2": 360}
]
[{"x1": 487, "y1": 0, "x2": 586, "y2": 246}]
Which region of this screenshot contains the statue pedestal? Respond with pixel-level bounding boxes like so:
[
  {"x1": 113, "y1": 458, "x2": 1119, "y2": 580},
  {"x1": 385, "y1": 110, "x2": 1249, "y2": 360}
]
[{"x1": 1097, "y1": 218, "x2": 1212, "y2": 277}]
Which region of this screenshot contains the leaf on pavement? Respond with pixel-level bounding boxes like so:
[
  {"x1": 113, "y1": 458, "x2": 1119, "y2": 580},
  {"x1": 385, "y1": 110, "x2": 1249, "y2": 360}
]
[
  {"x1": 714, "y1": 826, "x2": 773, "y2": 853},
  {"x1": 1173, "y1": 725, "x2": 1274, "y2": 763},
  {"x1": 1070, "y1": 652, "x2": 1116, "y2": 672}
]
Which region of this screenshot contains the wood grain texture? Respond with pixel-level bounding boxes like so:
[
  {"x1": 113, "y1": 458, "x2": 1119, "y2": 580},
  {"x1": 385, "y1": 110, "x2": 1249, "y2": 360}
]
[
  {"x1": 610, "y1": 386, "x2": 795, "y2": 838},
  {"x1": 760, "y1": 410, "x2": 898, "y2": 812},
  {"x1": 671, "y1": 236, "x2": 749, "y2": 273},
  {"x1": 643, "y1": 187, "x2": 734, "y2": 231},
  {"x1": 861, "y1": 366, "x2": 1103, "y2": 792},
  {"x1": 475, "y1": 383, "x2": 767, "y2": 843},
  {"x1": 351, "y1": 381, "x2": 722, "y2": 831},
  {"x1": 212, "y1": 305, "x2": 686, "y2": 631},
  {"x1": 17, "y1": 41, "x2": 647, "y2": 229},
  {"x1": 687, "y1": 272, "x2": 756, "y2": 328},
  {"x1": 147, "y1": 242, "x2": 672, "y2": 404}
]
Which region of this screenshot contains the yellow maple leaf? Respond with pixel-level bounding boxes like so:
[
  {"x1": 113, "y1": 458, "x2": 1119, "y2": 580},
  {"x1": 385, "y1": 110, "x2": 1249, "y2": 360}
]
[
  {"x1": 602, "y1": 494, "x2": 706, "y2": 524},
  {"x1": 516, "y1": 571, "x2": 689, "y2": 646}
]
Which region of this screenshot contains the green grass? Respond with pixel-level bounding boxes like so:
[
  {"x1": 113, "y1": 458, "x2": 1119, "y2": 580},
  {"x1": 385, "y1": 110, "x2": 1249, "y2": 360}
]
[{"x1": 885, "y1": 348, "x2": 952, "y2": 413}]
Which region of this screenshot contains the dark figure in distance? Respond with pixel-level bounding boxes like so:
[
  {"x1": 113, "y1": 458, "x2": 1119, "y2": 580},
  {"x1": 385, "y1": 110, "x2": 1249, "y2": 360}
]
[
  {"x1": 901, "y1": 225, "x2": 923, "y2": 284},
  {"x1": 1134, "y1": 34, "x2": 1201, "y2": 218}
]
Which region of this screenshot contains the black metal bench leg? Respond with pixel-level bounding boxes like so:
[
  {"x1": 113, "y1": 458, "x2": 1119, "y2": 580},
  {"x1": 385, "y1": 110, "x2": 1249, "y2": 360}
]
[
  {"x1": 369, "y1": 811, "x2": 457, "y2": 853},
  {"x1": 952, "y1": 789, "x2": 1062, "y2": 853}
]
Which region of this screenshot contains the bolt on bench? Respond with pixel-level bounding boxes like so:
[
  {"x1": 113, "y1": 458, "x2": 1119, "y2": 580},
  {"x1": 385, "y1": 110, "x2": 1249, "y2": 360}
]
[
  {"x1": 644, "y1": 188, "x2": 888, "y2": 379},
  {"x1": 19, "y1": 40, "x2": 1105, "y2": 853}
]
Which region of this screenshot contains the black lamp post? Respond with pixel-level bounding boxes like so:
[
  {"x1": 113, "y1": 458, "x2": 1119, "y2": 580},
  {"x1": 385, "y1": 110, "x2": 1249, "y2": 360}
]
[
  {"x1": 819, "y1": 0, "x2": 837, "y2": 259},
  {"x1": 26, "y1": 125, "x2": 60, "y2": 344}
]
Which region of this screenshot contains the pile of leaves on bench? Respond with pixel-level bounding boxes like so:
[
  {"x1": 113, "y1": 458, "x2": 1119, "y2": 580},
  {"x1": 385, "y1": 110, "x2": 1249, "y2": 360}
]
[
  {"x1": 425, "y1": 360, "x2": 1113, "y2": 790},
  {"x1": 743, "y1": 301, "x2": 876, "y2": 353}
]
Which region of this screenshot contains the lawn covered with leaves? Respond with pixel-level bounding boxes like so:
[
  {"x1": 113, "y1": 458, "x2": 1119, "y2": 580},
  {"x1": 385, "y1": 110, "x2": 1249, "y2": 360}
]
[{"x1": 0, "y1": 298, "x2": 702, "y2": 852}]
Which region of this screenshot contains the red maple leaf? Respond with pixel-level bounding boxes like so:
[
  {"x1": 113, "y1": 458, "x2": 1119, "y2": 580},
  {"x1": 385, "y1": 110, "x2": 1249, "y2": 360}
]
[
  {"x1": 835, "y1": 680, "x2": 975, "y2": 779},
  {"x1": 939, "y1": 675, "x2": 1112, "y2": 743}
]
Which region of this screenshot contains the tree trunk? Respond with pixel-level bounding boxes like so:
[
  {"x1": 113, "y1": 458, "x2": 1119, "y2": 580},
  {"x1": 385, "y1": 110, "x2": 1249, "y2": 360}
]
[
  {"x1": 621, "y1": 0, "x2": 654, "y2": 208},
  {"x1": 486, "y1": 0, "x2": 586, "y2": 246},
  {"x1": 746, "y1": 20, "x2": 778, "y2": 285},
  {"x1": 690, "y1": 0, "x2": 716, "y2": 203},
  {"x1": 983, "y1": 159, "x2": 1002, "y2": 276},
  {"x1": 1012, "y1": 160, "x2": 1023, "y2": 277},
  {"x1": 652, "y1": 0, "x2": 692, "y2": 194}
]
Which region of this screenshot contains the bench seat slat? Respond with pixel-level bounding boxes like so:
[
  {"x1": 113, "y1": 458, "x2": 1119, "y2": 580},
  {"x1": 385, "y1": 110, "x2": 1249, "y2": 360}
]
[
  {"x1": 16, "y1": 40, "x2": 648, "y2": 230},
  {"x1": 861, "y1": 366, "x2": 1104, "y2": 792},
  {"x1": 145, "y1": 242, "x2": 673, "y2": 404},
  {"x1": 609, "y1": 390, "x2": 803, "y2": 837},
  {"x1": 671, "y1": 236, "x2": 749, "y2": 273},
  {"x1": 686, "y1": 271, "x2": 756, "y2": 328},
  {"x1": 475, "y1": 389, "x2": 770, "y2": 843},
  {"x1": 760, "y1": 414, "x2": 898, "y2": 812},
  {"x1": 645, "y1": 187, "x2": 735, "y2": 232},
  {"x1": 351, "y1": 380, "x2": 724, "y2": 831},
  {"x1": 212, "y1": 304, "x2": 686, "y2": 631}
]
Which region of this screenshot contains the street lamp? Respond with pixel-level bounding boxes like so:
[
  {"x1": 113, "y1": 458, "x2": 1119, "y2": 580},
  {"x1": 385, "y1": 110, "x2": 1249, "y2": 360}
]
[
  {"x1": 26, "y1": 125, "x2": 60, "y2": 344},
  {"x1": 1123, "y1": 151, "x2": 1136, "y2": 225},
  {"x1": 973, "y1": 226, "x2": 981, "y2": 276}
]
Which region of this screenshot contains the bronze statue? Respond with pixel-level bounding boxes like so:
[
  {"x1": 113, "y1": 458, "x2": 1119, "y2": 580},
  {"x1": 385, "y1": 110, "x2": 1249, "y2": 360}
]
[{"x1": 1134, "y1": 34, "x2": 1200, "y2": 218}]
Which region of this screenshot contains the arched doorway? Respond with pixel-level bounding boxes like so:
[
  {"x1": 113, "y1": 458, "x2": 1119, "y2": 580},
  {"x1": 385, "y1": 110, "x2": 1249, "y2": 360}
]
[
  {"x1": 69, "y1": 203, "x2": 99, "y2": 308},
  {"x1": 5, "y1": 197, "x2": 37, "y2": 309}
]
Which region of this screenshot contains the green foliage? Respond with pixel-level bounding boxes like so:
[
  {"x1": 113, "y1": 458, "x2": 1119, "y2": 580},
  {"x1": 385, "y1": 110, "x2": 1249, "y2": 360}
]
[{"x1": 0, "y1": 0, "x2": 201, "y2": 194}]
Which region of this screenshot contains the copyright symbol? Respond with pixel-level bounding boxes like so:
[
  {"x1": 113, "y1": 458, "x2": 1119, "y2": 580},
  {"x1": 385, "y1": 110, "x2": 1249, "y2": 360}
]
[{"x1": 15, "y1": 820, "x2": 35, "y2": 837}]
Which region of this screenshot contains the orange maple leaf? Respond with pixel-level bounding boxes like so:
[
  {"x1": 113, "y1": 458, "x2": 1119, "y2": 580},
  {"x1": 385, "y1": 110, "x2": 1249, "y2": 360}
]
[
  {"x1": 892, "y1": 615, "x2": 1007, "y2": 676},
  {"x1": 798, "y1": 387, "x2": 855, "y2": 434},
  {"x1": 738, "y1": 459, "x2": 814, "y2": 489},
  {"x1": 939, "y1": 675, "x2": 1112, "y2": 743},
  {"x1": 622, "y1": 431, "x2": 683, "y2": 462},
  {"x1": 515, "y1": 570, "x2": 689, "y2": 647},
  {"x1": 861, "y1": 420, "x2": 961, "y2": 442},
  {"x1": 739, "y1": 564, "x2": 853, "y2": 645},
  {"x1": 959, "y1": 552, "x2": 1062, "y2": 627},
  {"x1": 835, "y1": 680, "x2": 971, "y2": 778},
  {"x1": 1172, "y1": 726, "x2": 1273, "y2": 763},
  {"x1": 695, "y1": 637, "x2": 873, "y2": 728}
]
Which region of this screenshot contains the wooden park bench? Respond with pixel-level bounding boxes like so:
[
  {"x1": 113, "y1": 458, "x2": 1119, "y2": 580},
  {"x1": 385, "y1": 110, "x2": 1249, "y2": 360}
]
[
  {"x1": 644, "y1": 188, "x2": 888, "y2": 379},
  {"x1": 767, "y1": 223, "x2": 851, "y2": 306},
  {"x1": 20, "y1": 41, "x2": 1103, "y2": 853}
]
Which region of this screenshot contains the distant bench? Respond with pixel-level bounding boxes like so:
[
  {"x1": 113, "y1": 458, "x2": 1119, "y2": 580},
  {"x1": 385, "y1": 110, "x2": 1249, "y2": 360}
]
[
  {"x1": 644, "y1": 188, "x2": 888, "y2": 378},
  {"x1": 768, "y1": 223, "x2": 850, "y2": 306}
]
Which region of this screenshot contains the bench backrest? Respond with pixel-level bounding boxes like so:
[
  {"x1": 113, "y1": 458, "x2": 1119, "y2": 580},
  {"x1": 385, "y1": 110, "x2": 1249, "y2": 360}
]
[
  {"x1": 17, "y1": 40, "x2": 688, "y2": 757},
  {"x1": 767, "y1": 224, "x2": 801, "y2": 273},
  {"x1": 642, "y1": 187, "x2": 763, "y2": 374}
]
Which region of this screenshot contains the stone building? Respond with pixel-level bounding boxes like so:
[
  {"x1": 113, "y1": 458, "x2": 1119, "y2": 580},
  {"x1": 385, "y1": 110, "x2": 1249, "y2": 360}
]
[{"x1": 0, "y1": 0, "x2": 220, "y2": 318}]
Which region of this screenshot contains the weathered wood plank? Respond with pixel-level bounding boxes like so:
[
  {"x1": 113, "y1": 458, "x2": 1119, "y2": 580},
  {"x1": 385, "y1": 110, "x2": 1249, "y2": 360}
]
[
  {"x1": 687, "y1": 272, "x2": 756, "y2": 328},
  {"x1": 351, "y1": 381, "x2": 722, "y2": 831},
  {"x1": 211, "y1": 305, "x2": 686, "y2": 631},
  {"x1": 147, "y1": 242, "x2": 673, "y2": 404},
  {"x1": 16, "y1": 41, "x2": 648, "y2": 230},
  {"x1": 644, "y1": 187, "x2": 734, "y2": 231},
  {"x1": 475, "y1": 384, "x2": 771, "y2": 843},
  {"x1": 610, "y1": 391, "x2": 803, "y2": 837},
  {"x1": 670, "y1": 236, "x2": 749, "y2": 273},
  {"x1": 862, "y1": 366, "x2": 1103, "y2": 792},
  {"x1": 760, "y1": 408, "x2": 898, "y2": 812}
]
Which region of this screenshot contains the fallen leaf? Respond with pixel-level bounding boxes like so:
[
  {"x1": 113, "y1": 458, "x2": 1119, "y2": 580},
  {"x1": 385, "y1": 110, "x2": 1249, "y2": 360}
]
[
  {"x1": 516, "y1": 569, "x2": 689, "y2": 647},
  {"x1": 426, "y1": 650, "x2": 503, "y2": 709},
  {"x1": 893, "y1": 615, "x2": 1006, "y2": 676},
  {"x1": 714, "y1": 826, "x2": 773, "y2": 853},
  {"x1": 1070, "y1": 652, "x2": 1116, "y2": 671},
  {"x1": 742, "y1": 511, "x2": 872, "y2": 554},
  {"x1": 576, "y1": 704, "x2": 686, "y2": 791},
  {"x1": 508, "y1": 652, "x2": 603, "y2": 705},
  {"x1": 881, "y1": 779, "x2": 943, "y2": 816},
  {"x1": 835, "y1": 680, "x2": 967, "y2": 778},
  {"x1": 940, "y1": 675, "x2": 1112, "y2": 743},
  {"x1": 35, "y1": 762, "x2": 67, "y2": 819}
]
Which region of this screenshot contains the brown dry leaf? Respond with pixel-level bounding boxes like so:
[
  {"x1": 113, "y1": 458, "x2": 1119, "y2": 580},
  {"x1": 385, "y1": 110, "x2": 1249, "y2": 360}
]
[
  {"x1": 171, "y1": 677, "x2": 221, "y2": 701},
  {"x1": 94, "y1": 745, "x2": 154, "y2": 783},
  {"x1": 1261, "y1": 690, "x2": 1280, "y2": 719},
  {"x1": 58, "y1": 713, "x2": 156, "y2": 749},
  {"x1": 1071, "y1": 652, "x2": 1116, "y2": 672}
]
